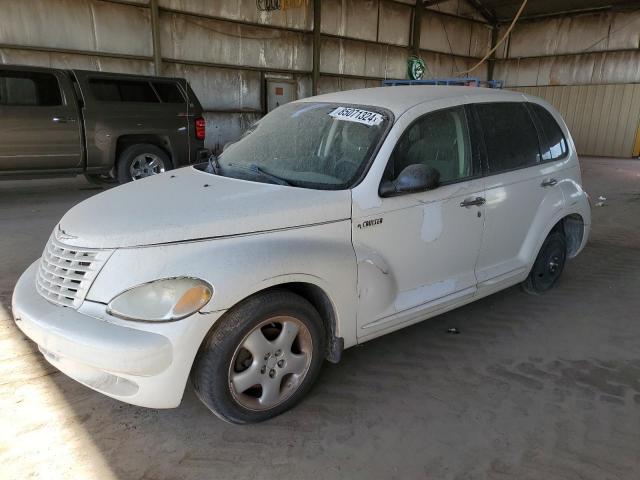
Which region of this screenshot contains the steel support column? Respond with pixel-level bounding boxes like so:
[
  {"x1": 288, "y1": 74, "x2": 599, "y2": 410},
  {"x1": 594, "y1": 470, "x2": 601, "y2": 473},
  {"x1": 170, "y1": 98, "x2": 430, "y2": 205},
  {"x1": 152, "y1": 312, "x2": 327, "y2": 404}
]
[
  {"x1": 150, "y1": 0, "x2": 162, "y2": 75},
  {"x1": 411, "y1": 1, "x2": 423, "y2": 55},
  {"x1": 312, "y1": 0, "x2": 321, "y2": 95},
  {"x1": 487, "y1": 26, "x2": 498, "y2": 81}
]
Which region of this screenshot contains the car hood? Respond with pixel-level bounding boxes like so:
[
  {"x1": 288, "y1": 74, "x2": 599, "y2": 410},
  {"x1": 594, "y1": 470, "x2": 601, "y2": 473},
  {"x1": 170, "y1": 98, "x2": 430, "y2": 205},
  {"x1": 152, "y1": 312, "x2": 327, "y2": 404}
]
[{"x1": 58, "y1": 167, "x2": 352, "y2": 249}]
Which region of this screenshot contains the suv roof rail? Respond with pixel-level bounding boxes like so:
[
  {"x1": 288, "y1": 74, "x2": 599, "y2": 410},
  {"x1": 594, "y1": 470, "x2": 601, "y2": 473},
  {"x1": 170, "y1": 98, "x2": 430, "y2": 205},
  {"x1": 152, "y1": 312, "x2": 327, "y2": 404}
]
[{"x1": 382, "y1": 78, "x2": 504, "y2": 89}]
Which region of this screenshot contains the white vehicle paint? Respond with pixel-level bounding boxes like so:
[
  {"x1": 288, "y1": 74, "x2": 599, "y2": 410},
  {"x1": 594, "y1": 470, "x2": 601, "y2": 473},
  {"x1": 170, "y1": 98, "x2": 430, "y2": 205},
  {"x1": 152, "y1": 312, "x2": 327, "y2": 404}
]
[{"x1": 12, "y1": 86, "x2": 590, "y2": 419}]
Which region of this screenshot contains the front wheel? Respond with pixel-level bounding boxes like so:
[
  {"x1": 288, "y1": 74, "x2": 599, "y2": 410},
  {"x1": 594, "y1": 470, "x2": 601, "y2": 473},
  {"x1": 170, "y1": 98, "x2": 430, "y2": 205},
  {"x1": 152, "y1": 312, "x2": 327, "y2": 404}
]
[
  {"x1": 522, "y1": 231, "x2": 567, "y2": 295},
  {"x1": 191, "y1": 290, "x2": 326, "y2": 424}
]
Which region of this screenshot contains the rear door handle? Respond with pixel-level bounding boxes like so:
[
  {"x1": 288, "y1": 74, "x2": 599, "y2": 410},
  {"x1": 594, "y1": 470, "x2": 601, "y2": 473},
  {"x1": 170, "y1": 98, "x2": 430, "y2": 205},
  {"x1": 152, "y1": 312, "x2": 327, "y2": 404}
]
[
  {"x1": 460, "y1": 196, "x2": 486, "y2": 208},
  {"x1": 541, "y1": 178, "x2": 558, "y2": 187}
]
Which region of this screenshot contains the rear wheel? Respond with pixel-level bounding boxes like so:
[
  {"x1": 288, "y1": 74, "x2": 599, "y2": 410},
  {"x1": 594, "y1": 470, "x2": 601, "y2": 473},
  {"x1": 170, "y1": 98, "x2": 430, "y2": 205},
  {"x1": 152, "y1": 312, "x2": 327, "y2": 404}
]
[
  {"x1": 116, "y1": 143, "x2": 171, "y2": 183},
  {"x1": 191, "y1": 290, "x2": 326, "y2": 424},
  {"x1": 522, "y1": 231, "x2": 567, "y2": 294}
]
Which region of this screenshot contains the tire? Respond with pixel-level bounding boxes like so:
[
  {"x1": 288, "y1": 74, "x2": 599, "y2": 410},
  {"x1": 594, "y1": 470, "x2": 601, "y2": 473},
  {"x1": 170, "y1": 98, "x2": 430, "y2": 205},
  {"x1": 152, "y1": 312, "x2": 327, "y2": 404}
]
[
  {"x1": 116, "y1": 143, "x2": 172, "y2": 184},
  {"x1": 191, "y1": 290, "x2": 326, "y2": 424},
  {"x1": 522, "y1": 231, "x2": 567, "y2": 295}
]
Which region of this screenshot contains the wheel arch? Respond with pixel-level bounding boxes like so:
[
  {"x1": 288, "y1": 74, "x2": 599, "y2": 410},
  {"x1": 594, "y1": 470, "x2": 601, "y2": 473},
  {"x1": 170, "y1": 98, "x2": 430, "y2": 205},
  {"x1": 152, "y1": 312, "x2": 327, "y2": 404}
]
[
  {"x1": 533, "y1": 212, "x2": 586, "y2": 264},
  {"x1": 115, "y1": 135, "x2": 173, "y2": 166},
  {"x1": 204, "y1": 278, "x2": 344, "y2": 364},
  {"x1": 260, "y1": 282, "x2": 343, "y2": 363}
]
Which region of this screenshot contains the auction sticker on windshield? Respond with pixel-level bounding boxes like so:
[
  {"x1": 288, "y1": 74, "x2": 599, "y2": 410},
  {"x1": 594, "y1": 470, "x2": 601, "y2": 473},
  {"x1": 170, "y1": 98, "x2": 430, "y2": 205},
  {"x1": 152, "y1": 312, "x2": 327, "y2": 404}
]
[{"x1": 329, "y1": 107, "x2": 384, "y2": 126}]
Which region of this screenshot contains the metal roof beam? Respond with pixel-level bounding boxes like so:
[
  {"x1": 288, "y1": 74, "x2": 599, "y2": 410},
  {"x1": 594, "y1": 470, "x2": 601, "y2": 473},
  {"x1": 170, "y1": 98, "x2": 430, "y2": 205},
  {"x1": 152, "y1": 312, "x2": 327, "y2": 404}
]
[{"x1": 463, "y1": 0, "x2": 497, "y2": 25}]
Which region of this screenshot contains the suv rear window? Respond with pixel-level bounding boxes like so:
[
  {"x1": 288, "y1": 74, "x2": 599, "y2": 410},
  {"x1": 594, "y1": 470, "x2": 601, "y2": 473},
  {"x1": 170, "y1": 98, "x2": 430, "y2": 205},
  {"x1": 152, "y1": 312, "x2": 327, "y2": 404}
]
[
  {"x1": 476, "y1": 102, "x2": 541, "y2": 173},
  {"x1": 89, "y1": 78, "x2": 159, "y2": 103},
  {"x1": 528, "y1": 103, "x2": 568, "y2": 161},
  {"x1": 0, "y1": 71, "x2": 62, "y2": 106},
  {"x1": 153, "y1": 82, "x2": 184, "y2": 103}
]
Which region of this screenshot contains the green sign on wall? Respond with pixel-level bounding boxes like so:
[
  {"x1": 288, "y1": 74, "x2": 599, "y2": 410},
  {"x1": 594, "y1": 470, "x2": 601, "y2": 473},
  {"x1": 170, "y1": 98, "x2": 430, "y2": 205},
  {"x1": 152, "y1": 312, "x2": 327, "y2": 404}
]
[{"x1": 407, "y1": 56, "x2": 426, "y2": 80}]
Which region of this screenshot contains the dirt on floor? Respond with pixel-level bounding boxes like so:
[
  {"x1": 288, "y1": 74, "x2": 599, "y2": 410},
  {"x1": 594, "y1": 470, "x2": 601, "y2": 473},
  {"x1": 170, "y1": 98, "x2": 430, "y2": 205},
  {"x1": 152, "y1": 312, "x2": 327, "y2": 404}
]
[{"x1": 1, "y1": 157, "x2": 639, "y2": 480}]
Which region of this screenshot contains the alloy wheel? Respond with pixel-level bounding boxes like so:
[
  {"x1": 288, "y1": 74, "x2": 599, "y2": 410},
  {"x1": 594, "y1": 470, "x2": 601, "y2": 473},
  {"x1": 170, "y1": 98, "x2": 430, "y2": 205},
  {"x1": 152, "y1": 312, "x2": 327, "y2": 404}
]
[
  {"x1": 129, "y1": 153, "x2": 166, "y2": 180},
  {"x1": 228, "y1": 316, "x2": 313, "y2": 411}
]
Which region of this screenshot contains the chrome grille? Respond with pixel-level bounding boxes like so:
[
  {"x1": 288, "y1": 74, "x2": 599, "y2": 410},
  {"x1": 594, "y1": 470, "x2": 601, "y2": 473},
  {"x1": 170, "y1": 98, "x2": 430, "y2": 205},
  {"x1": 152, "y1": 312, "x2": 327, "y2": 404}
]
[{"x1": 36, "y1": 234, "x2": 112, "y2": 308}]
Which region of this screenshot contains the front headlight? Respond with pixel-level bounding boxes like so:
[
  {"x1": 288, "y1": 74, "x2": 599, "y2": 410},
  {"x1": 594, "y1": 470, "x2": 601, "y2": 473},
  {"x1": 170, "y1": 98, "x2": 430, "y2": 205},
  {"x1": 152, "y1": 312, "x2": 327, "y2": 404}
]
[{"x1": 107, "y1": 277, "x2": 213, "y2": 322}]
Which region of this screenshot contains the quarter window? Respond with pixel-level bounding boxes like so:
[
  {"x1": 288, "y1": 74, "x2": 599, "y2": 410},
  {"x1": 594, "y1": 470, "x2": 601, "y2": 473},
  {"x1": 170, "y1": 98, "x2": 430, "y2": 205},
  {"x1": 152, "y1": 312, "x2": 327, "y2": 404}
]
[
  {"x1": 153, "y1": 82, "x2": 184, "y2": 103},
  {"x1": 476, "y1": 102, "x2": 541, "y2": 173},
  {"x1": 0, "y1": 71, "x2": 62, "y2": 106},
  {"x1": 529, "y1": 103, "x2": 568, "y2": 161},
  {"x1": 387, "y1": 106, "x2": 472, "y2": 183},
  {"x1": 89, "y1": 78, "x2": 159, "y2": 103}
]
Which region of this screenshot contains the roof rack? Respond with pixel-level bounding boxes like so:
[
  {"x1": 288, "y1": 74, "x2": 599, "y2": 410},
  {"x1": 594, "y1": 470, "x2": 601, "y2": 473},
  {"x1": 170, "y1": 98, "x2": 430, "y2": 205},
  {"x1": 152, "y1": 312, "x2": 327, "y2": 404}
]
[{"x1": 382, "y1": 78, "x2": 504, "y2": 89}]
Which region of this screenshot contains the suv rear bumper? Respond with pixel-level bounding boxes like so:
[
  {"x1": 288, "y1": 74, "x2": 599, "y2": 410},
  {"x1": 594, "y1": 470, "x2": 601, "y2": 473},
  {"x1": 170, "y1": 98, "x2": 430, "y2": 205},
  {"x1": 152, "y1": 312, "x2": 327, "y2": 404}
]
[{"x1": 192, "y1": 147, "x2": 210, "y2": 164}]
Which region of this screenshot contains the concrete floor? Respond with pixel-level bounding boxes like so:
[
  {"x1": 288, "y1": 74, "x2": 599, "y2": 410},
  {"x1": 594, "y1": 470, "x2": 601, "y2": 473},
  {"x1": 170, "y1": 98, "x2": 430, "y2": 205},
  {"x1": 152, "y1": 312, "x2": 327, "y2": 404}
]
[{"x1": 1, "y1": 157, "x2": 639, "y2": 480}]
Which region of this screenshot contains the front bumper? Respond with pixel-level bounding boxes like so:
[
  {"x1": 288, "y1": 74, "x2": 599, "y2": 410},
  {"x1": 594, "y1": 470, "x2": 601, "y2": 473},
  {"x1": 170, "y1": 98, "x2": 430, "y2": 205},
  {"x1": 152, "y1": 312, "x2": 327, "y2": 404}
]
[{"x1": 12, "y1": 261, "x2": 224, "y2": 408}]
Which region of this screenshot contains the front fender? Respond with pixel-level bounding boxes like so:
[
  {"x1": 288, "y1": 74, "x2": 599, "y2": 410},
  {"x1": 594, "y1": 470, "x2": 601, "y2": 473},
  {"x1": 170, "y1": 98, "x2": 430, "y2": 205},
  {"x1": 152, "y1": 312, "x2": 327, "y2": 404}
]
[{"x1": 86, "y1": 220, "x2": 358, "y2": 349}]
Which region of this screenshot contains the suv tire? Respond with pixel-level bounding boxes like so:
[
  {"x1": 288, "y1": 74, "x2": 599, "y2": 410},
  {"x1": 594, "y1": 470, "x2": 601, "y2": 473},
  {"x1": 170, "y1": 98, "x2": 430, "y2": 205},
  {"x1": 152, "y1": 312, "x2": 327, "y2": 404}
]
[
  {"x1": 522, "y1": 231, "x2": 567, "y2": 295},
  {"x1": 191, "y1": 290, "x2": 326, "y2": 424},
  {"x1": 116, "y1": 143, "x2": 172, "y2": 183}
]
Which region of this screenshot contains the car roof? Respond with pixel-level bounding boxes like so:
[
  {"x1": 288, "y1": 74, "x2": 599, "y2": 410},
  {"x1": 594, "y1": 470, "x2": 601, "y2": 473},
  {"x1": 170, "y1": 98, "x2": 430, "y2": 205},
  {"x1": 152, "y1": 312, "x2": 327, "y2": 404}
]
[{"x1": 298, "y1": 85, "x2": 526, "y2": 117}]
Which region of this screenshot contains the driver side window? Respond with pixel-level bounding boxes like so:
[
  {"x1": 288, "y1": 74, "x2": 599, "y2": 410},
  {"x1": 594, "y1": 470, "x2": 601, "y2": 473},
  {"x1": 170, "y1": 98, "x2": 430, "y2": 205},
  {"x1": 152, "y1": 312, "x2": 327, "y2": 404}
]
[{"x1": 386, "y1": 106, "x2": 472, "y2": 184}]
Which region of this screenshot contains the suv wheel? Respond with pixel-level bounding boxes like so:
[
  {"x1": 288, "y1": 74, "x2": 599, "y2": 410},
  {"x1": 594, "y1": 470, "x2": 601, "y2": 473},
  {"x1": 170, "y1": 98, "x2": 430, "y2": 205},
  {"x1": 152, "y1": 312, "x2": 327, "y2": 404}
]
[
  {"x1": 522, "y1": 231, "x2": 567, "y2": 295},
  {"x1": 117, "y1": 144, "x2": 172, "y2": 183},
  {"x1": 191, "y1": 290, "x2": 326, "y2": 424}
]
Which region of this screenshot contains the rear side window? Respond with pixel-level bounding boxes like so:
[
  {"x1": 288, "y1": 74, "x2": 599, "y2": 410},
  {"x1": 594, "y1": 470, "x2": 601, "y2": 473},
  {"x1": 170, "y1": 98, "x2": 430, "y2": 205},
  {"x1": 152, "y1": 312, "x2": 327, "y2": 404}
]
[
  {"x1": 476, "y1": 102, "x2": 541, "y2": 173},
  {"x1": 528, "y1": 103, "x2": 568, "y2": 161},
  {"x1": 0, "y1": 71, "x2": 62, "y2": 106},
  {"x1": 153, "y1": 82, "x2": 184, "y2": 103},
  {"x1": 89, "y1": 78, "x2": 159, "y2": 103}
]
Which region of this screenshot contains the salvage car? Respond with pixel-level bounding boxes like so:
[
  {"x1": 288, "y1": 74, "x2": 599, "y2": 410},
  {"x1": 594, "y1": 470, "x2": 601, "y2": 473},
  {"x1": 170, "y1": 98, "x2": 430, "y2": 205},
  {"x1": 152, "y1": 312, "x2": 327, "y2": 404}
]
[
  {"x1": 0, "y1": 65, "x2": 207, "y2": 183},
  {"x1": 12, "y1": 86, "x2": 590, "y2": 424}
]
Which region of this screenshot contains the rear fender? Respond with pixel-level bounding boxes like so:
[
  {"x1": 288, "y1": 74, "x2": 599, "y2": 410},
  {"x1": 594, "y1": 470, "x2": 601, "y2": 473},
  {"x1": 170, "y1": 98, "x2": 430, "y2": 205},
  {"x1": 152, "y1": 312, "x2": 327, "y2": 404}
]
[{"x1": 524, "y1": 176, "x2": 590, "y2": 269}]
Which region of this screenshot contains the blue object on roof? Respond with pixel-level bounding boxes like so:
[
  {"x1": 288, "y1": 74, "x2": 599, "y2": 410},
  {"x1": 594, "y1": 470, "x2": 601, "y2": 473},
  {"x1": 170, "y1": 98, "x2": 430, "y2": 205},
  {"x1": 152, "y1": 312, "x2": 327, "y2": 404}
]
[{"x1": 382, "y1": 77, "x2": 504, "y2": 89}]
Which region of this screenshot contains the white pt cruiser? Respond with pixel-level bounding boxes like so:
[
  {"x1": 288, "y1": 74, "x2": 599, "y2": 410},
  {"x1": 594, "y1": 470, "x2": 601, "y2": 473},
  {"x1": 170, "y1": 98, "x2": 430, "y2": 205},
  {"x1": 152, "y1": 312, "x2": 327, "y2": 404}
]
[{"x1": 13, "y1": 86, "x2": 590, "y2": 423}]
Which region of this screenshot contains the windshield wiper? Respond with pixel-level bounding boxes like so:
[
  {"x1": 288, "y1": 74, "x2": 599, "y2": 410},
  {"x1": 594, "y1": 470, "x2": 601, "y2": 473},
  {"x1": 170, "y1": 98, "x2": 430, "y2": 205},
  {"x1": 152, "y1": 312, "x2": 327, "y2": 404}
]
[
  {"x1": 249, "y1": 164, "x2": 291, "y2": 186},
  {"x1": 226, "y1": 162, "x2": 291, "y2": 186},
  {"x1": 206, "y1": 155, "x2": 221, "y2": 175}
]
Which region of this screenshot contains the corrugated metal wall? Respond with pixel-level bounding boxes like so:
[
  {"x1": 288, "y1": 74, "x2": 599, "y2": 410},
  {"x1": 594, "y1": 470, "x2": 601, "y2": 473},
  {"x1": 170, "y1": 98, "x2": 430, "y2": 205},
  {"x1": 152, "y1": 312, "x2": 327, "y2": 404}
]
[
  {"x1": 496, "y1": 9, "x2": 640, "y2": 158},
  {"x1": 495, "y1": 10, "x2": 640, "y2": 87},
  {"x1": 516, "y1": 84, "x2": 640, "y2": 158},
  {"x1": 0, "y1": 0, "x2": 491, "y2": 151}
]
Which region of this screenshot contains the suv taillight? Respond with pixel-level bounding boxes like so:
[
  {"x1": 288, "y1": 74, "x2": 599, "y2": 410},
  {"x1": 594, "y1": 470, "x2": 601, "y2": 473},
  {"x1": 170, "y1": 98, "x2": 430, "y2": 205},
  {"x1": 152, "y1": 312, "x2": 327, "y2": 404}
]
[{"x1": 195, "y1": 117, "x2": 206, "y2": 141}]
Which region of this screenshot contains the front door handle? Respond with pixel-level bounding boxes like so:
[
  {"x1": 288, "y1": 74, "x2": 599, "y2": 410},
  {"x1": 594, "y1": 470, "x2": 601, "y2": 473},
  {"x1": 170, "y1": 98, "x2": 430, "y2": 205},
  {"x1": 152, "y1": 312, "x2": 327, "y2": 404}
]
[
  {"x1": 460, "y1": 196, "x2": 486, "y2": 208},
  {"x1": 541, "y1": 178, "x2": 558, "y2": 187},
  {"x1": 52, "y1": 117, "x2": 76, "y2": 123}
]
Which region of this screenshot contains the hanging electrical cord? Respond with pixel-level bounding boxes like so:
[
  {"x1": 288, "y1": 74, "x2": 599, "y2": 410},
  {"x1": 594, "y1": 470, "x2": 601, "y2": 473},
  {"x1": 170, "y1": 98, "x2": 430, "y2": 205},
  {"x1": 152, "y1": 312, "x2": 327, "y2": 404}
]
[
  {"x1": 435, "y1": 4, "x2": 461, "y2": 74},
  {"x1": 456, "y1": 0, "x2": 529, "y2": 75}
]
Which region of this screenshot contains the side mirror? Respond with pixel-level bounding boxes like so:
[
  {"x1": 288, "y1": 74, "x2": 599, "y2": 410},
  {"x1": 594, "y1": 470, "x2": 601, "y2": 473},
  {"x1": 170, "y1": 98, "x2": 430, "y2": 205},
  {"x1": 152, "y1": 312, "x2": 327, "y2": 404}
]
[{"x1": 379, "y1": 164, "x2": 440, "y2": 197}]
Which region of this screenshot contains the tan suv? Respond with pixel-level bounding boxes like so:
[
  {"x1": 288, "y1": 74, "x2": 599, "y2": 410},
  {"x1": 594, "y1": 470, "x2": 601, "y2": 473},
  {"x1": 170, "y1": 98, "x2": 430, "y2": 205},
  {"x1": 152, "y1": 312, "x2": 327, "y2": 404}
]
[{"x1": 0, "y1": 65, "x2": 207, "y2": 183}]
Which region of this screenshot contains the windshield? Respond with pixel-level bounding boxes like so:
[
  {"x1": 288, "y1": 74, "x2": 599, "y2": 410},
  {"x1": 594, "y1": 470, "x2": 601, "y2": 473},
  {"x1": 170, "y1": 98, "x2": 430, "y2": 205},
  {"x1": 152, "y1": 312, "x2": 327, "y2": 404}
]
[{"x1": 216, "y1": 102, "x2": 391, "y2": 189}]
